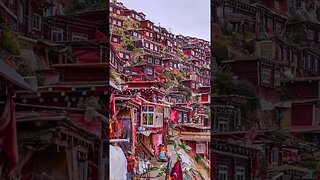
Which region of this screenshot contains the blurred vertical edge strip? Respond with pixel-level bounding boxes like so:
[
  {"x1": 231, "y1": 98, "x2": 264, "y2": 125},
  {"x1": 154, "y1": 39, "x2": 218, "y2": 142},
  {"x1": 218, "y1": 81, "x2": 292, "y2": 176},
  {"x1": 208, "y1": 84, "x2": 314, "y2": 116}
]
[
  {"x1": 105, "y1": 0, "x2": 110, "y2": 179},
  {"x1": 210, "y1": 0, "x2": 215, "y2": 179}
]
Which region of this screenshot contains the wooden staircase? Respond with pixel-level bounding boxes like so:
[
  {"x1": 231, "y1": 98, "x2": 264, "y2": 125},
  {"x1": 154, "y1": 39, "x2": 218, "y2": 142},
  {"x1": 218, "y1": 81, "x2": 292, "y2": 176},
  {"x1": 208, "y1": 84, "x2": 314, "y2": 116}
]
[{"x1": 136, "y1": 140, "x2": 155, "y2": 159}]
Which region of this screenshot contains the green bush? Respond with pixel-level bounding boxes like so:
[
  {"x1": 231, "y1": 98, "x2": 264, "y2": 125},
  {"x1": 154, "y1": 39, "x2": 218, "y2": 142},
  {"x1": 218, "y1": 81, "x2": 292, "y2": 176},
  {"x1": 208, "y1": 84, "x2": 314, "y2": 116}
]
[
  {"x1": 212, "y1": 41, "x2": 229, "y2": 62},
  {"x1": 194, "y1": 155, "x2": 202, "y2": 162},
  {"x1": 0, "y1": 30, "x2": 20, "y2": 55},
  {"x1": 127, "y1": 42, "x2": 134, "y2": 51}
]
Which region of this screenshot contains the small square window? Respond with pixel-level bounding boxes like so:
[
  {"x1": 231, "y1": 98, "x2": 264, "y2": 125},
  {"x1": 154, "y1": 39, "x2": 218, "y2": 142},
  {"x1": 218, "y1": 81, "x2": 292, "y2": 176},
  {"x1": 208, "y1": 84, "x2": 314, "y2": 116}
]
[{"x1": 307, "y1": 30, "x2": 314, "y2": 40}]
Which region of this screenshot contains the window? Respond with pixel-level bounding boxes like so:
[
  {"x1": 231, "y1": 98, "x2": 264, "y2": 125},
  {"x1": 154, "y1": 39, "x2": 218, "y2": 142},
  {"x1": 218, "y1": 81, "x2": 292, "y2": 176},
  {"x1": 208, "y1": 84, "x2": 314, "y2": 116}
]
[
  {"x1": 169, "y1": 62, "x2": 173, "y2": 67},
  {"x1": 146, "y1": 68, "x2": 153, "y2": 75},
  {"x1": 18, "y1": 0, "x2": 25, "y2": 23},
  {"x1": 146, "y1": 32, "x2": 150, "y2": 37},
  {"x1": 52, "y1": 28, "x2": 63, "y2": 42},
  {"x1": 218, "y1": 165, "x2": 228, "y2": 180},
  {"x1": 43, "y1": 7, "x2": 53, "y2": 17},
  {"x1": 236, "y1": 167, "x2": 245, "y2": 180},
  {"x1": 72, "y1": 33, "x2": 88, "y2": 41},
  {"x1": 117, "y1": 21, "x2": 122, "y2": 27},
  {"x1": 148, "y1": 58, "x2": 153, "y2": 63},
  {"x1": 142, "y1": 106, "x2": 154, "y2": 126},
  {"x1": 218, "y1": 118, "x2": 228, "y2": 132},
  {"x1": 32, "y1": 14, "x2": 41, "y2": 30},
  {"x1": 274, "y1": 71, "x2": 281, "y2": 87},
  {"x1": 116, "y1": 9, "x2": 120, "y2": 15},
  {"x1": 261, "y1": 68, "x2": 272, "y2": 84},
  {"x1": 196, "y1": 143, "x2": 206, "y2": 153},
  {"x1": 134, "y1": 110, "x2": 138, "y2": 125},
  {"x1": 174, "y1": 64, "x2": 177, "y2": 68},
  {"x1": 307, "y1": 55, "x2": 312, "y2": 69},
  {"x1": 150, "y1": 33, "x2": 153, "y2": 38},
  {"x1": 178, "y1": 112, "x2": 182, "y2": 123},
  {"x1": 276, "y1": 24, "x2": 281, "y2": 34},
  {"x1": 119, "y1": 53, "x2": 123, "y2": 58},
  {"x1": 155, "y1": 59, "x2": 160, "y2": 65},
  {"x1": 125, "y1": 54, "x2": 130, "y2": 59},
  {"x1": 133, "y1": 32, "x2": 138, "y2": 37},
  {"x1": 145, "y1": 42, "x2": 149, "y2": 48},
  {"x1": 183, "y1": 113, "x2": 188, "y2": 123},
  {"x1": 271, "y1": 148, "x2": 279, "y2": 164},
  {"x1": 155, "y1": 107, "x2": 163, "y2": 127},
  {"x1": 315, "y1": 58, "x2": 319, "y2": 72},
  {"x1": 155, "y1": 46, "x2": 158, "y2": 51},
  {"x1": 112, "y1": 20, "x2": 117, "y2": 25},
  {"x1": 307, "y1": 30, "x2": 314, "y2": 40},
  {"x1": 109, "y1": 7, "x2": 113, "y2": 12},
  {"x1": 150, "y1": 44, "x2": 154, "y2": 50},
  {"x1": 192, "y1": 83, "x2": 196, "y2": 89}
]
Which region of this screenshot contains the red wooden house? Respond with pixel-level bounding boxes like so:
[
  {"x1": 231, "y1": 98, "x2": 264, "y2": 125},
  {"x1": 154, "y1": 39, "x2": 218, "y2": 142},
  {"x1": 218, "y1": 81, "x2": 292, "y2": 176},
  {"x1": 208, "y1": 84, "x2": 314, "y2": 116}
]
[
  {"x1": 223, "y1": 58, "x2": 283, "y2": 103},
  {"x1": 123, "y1": 9, "x2": 145, "y2": 21},
  {"x1": 286, "y1": 21, "x2": 320, "y2": 46},
  {"x1": 261, "y1": 0, "x2": 289, "y2": 14},
  {"x1": 284, "y1": 77, "x2": 320, "y2": 100},
  {"x1": 44, "y1": 10, "x2": 107, "y2": 43}
]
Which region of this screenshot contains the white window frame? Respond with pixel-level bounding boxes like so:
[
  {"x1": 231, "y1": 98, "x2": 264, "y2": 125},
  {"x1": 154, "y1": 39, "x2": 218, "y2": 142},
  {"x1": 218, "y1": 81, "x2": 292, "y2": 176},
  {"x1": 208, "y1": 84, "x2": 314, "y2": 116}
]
[
  {"x1": 117, "y1": 21, "x2": 122, "y2": 27},
  {"x1": 261, "y1": 68, "x2": 272, "y2": 84},
  {"x1": 141, "y1": 106, "x2": 154, "y2": 126},
  {"x1": 147, "y1": 58, "x2": 153, "y2": 63},
  {"x1": 236, "y1": 167, "x2": 245, "y2": 180},
  {"x1": 150, "y1": 43, "x2": 154, "y2": 50},
  {"x1": 218, "y1": 165, "x2": 228, "y2": 180},
  {"x1": 72, "y1": 33, "x2": 88, "y2": 41},
  {"x1": 43, "y1": 6, "x2": 53, "y2": 17},
  {"x1": 155, "y1": 107, "x2": 163, "y2": 127},
  {"x1": 116, "y1": 9, "x2": 120, "y2": 15},
  {"x1": 119, "y1": 52, "x2": 123, "y2": 58},
  {"x1": 307, "y1": 30, "x2": 314, "y2": 40},
  {"x1": 196, "y1": 143, "x2": 206, "y2": 154},
  {"x1": 178, "y1": 112, "x2": 182, "y2": 123},
  {"x1": 51, "y1": 27, "x2": 63, "y2": 42},
  {"x1": 155, "y1": 59, "x2": 160, "y2": 65},
  {"x1": 112, "y1": 19, "x2": 117, "y2": 25},
  {"x1": 271, "y1": 148, "x2": 279, "y2": 165},
  {"x1": 133, "y1": 32, "x2": 138, "y2": 37},
  {"x1": 218, "y1": 118, "x2": 228, "y2": 132},
  {"x1": 276, "y1": 23, "x2": 281, "y2": 33},
  {"x1": 274, "y1": 71, "x2": 281, "y2": 87},
  {"x1": 32, "y1": 13, "x2": 41, "y2": 30},
  {"x1": 307, "y1": 55, "x2": 312, "y2": 69},
  {"x1": 146, "y1": 68, "x2": 153, "y2": 75},
  {"x1": 183, "y1": 113, "x2": 188, "y2": 123},
  {"x1": 125, "y1": 54, "x2": 130, "y2": 59}
]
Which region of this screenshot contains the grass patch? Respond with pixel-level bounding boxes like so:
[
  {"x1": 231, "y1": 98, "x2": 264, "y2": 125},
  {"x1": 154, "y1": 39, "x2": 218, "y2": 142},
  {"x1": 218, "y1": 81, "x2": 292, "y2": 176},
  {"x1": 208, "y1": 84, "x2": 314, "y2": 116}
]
[{"x1": 0, "y1": 30, "x2": 20, "y2": 55}]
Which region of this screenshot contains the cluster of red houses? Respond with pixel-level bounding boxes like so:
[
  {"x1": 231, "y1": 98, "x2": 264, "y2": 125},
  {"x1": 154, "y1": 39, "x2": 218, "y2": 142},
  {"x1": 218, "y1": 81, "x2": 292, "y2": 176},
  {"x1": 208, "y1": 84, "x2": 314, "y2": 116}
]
[
  {"x1": 212, "y1": 0, "x2": 320, "y2": 179},
  {"x1": 109, "y1": 0, "x2": 212, "y2": 176},
  {"x1": 0, "y1": 0, "x2": 212, "y2": 179},
  {"x1": 0, "y1": 0, "x2": 113, "y2": 179}
]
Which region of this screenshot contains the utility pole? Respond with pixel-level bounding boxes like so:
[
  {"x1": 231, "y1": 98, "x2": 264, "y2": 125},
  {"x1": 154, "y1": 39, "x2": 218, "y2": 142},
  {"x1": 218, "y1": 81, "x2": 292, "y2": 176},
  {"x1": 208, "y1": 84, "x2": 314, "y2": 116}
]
[{"x1": 165, "y1": 157, "x2": 171, "y2": 180}]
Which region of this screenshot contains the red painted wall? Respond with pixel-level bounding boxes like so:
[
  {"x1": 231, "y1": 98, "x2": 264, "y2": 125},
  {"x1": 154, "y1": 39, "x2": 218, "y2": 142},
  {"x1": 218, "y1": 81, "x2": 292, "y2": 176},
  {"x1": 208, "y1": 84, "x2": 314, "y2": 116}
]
[{"x1": 291, "y1": 103, "x2": 314, "y2": 126}]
